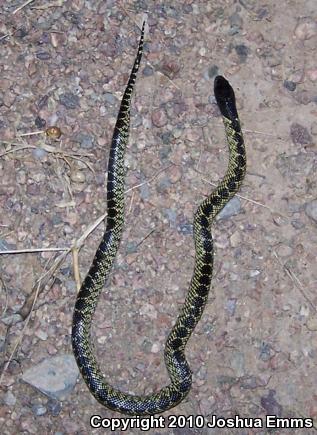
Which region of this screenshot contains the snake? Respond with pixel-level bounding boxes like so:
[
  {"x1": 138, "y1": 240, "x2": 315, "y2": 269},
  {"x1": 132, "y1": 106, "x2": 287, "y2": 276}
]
[{"x1": 71, "y1": 22, "x2": 246, "y2": 415}]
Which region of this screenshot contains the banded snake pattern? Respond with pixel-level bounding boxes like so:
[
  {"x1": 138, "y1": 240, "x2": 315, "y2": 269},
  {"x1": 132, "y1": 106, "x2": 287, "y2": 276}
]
[{"x1": 72, "y1": 22, "x2": 246, "y2": 415}]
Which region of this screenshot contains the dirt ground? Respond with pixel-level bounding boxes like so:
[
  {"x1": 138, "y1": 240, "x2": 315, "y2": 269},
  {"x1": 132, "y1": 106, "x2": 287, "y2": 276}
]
[{"x1": 0, "y1": 1, "x2": 317, "y2": 434}]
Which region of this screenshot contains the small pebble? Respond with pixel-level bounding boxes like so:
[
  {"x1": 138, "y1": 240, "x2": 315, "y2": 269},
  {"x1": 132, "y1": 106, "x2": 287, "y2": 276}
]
[
  {"x1": 207, "y1": 65, "x2": 219, "y2": 79},
  {"x1": 230, "y1": 352, "x2": 245, "y2": 376},
  {"x1": 140, "y1": 303, "x2": 157, "y2": 319},
  {"x1": 172, "y1": 128, "x2": 182, "y2": 139},
  {"x1": 230, "y1": 231, "x2": 241, "y2": 248},
  {"x1": 16, "y1": 170, "x2": 26, "y2": 185},
  {"x1": 32, "y1": 404, "x2": 47, "y2": 416},
  {"x1": 151, "y1": 108, "x2": 168, "y2": 128},
  {"x1": 157, "y1": 176, "x2": 171, "y2": 192},
  {"x1": 249, "y1": 269, "x2": 261, "y2": 278},
  {"x1": 290, "y1": 123, "x2": 312, "y2": 146},
  {"x1": 104, "y1": 92, "x2": 118, "y2": 105},
  {"x1": 160, "y1": 132, "x2": 172, "y2": 146},
  {"x1": 35, "y1": 329, "x2": 48, "y2": 341},
  {"x1": 311, "y1": 122, "x2": 317, "y2": 136},
  {"x1": 142, "y1": 65, "x2": 154, "y2": 76},
  {"x1": 240, "y1": 376, "x2": 260, "y2": 389},
  {"x1": 305, "y1": 199, "x2": 317, "y2": 222},
  {"x1": 163, "y1": 208, "x2": 177, "y2": 227},
  {"x1": 35, "y1": 116, "x2": 46, "y2": 128},
  {"x1": 306, "y1": 68, "x2": 317, "y2": 82},
  {"x1": 306, "y1": 317, "x2": 317, "y2": 331},
  {"x1": 75, "y1": 133, "x2": 95, "y2": 149},
  {"x1": 15, "y1": 27, "x2": 28, "y2": 38},
  {"x1": 294, "y1": 18, "x2": 317, "y2": 40},
  {"x1": 275, "y1": 244, "x2": 293, "y2": 257},
  {"x1": 260, "y1": 390, "x2": 283, "y2": 416},
  {"x1": 294, "y1": 89, "x2": 314, "y2": 105},
  {"x1": 37, "y1": 95, "x2": 49, "y2": 109},
  {"x1": 70, "y1": 170, "x2": 86, "y2": 183},
  {"x1": 151, "y1": 343, "x2": 160, "y2": 353},
  {"x1": 291, "y1": 219, "x2": 305, "y2": 229},
  {"x1": 259, "y1": 342, "x2": 272, "y2": 361},
  {"x1": 217, "y1": 197, "x2": 242, "y2": 220},
  {"x1": 199, "y1": 396, "x2": 216, "y2": 415},
  {"x1": 235, "y1": 44, "x2": 250, "y2": 63},
  {"x1": 168, "y1": 166, "x2": 182, "y2": 183},
  {"x1": 159, "y1": 59, "x2": 180, "y2": 79},
  {"x1": 177, "y1": 222, "x2": 193, "y2": 236},
  {"x1": 4, "y1": 391, "x2": 16, "y2": 406},
  {"x1": 36, "y1": 51, "x2": 51, "y2": 60},
  {"x1": 283, "y1": 80, "x2": 296, "y2": 91},
  {"x1": 59, "y1": 92, "x2": 80, "y2": 109},
  {"x1": 299, "y1": 305, "x2": 310, "y2": 317},
  {"x1": 229, "y1": 12, "x2": 243, "y2": 32},
  {"x1": 47, "y1": 399, "x2": 62, "y2": 416},
  {"x1": 225, "y1": 298, "x2": 237, "y2": 316}
]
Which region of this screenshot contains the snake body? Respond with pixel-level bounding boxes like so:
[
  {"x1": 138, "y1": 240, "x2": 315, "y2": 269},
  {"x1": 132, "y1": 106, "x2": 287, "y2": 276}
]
[{"x1": 72, "y1": 23, "x2": 246, "y2": 415}]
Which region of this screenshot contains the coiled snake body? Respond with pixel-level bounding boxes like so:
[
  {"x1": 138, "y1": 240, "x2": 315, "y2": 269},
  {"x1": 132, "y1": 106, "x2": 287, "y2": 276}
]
[{"x1": 72, "y1": 23, "x2": 246, "y2": 415}]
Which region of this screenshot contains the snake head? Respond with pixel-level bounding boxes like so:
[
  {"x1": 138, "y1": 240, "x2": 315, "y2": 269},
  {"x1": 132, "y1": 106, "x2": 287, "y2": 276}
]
[{"x1": 214, "y1": 75, "x2": 238, "y2": 120}]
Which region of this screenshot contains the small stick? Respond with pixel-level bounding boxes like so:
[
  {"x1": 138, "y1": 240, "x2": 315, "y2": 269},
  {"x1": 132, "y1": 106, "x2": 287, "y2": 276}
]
[
  {"x1": 273, "y1": 251, "x2": 316, "y2": 313},
  {"x1": 0, "y1": 247, "x2": 68, "y2": 255},
  {"x1": 12, "y1": 0, "x2": 35, "y2": 14}
]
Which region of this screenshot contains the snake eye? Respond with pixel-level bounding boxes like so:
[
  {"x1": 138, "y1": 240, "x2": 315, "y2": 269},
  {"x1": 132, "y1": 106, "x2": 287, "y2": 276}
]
[{"x1": 45, "y1": 126, "x2": 62, "y2": 139}]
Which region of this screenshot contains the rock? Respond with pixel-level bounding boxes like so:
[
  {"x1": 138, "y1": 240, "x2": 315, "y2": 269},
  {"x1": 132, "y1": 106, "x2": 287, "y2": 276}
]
[
  {"x1": 229, "y1": 12, "x2": 243, "y2": 33},
  {"x1": 217, "y1": 196, "x2": 242, "y2": 220},
  {"x1": 59, "y1": 92, "x2": 80, "y2": 109},
  {"x1": 75, "y1": 132, "x2": 95, "y2": 149},
  {"x1": 260, "y1": 390, "x2": 283, "y2": 416},
  {"x1": 139, "y1": 302, "x2": 157, "y2": 320},
  {"x1": 47, "y1": 399, "x2": 62, "y2": 416},
  {"x1": 306, "y1": 317, "x2": 317, "y2": 331},
  {"x1": 142, "y1": 65, "x2": 154, "y2": 76},
  {"x1": 32, "y1": 148, "x2": 48, "y2": 160},
  {"x1": 199, "y1": 396, "x2": 216, "y2": 415},
  {"x1": 36, "y1": 51, "x2": 51, "y2": 60},
  {"x1": 225, "y1": 298, "x2": 237, "y2": 316},
  {"x1": 177, "y1": 221, "x2": 193, "y2": 235},
  {"x1": 151, "y1": 108, "x2": 168, "y2": 128},
  {"x1": 311, "y1": 122, "x2": 317, "y2": 136},
  {"x1": 159, "y1": 59, "x2": 181, "y2": 79},
  {"x1": 235, "y1": 44, "x2": 250, "y2": 63},
  {"x1": 32, "y1": 404, "x2": 47, "y2": 416},
  {"x1": 70, "y1": 170, "x2": 86, "y2": 183},
  {"x1": 294, "y1": 89, "x2": 314, "y2": 105},
  {"x1": 207, "y1": 65, "x2": 219, "y2": 79},
  {"x1": 35, "y1": 329, "x2": 48, "y2": 341},
  {"x1": 163, "y1": 208, "x2": 177, "y2": 227},
  {"x1": 104, "y1": 92, "x2": 118, "y2": 105},
  {"x1": 294, "y1": 18, "x2": 317, "y2": 40},
  {"x1": 21, "y1": 354, "x2": 79, "y2": 400},
  {"x1": 306, "y1": 68, "x2": 317, "y2": 82},
  {"x1": 230, "y1": 231, "x2": 241, "y2": 248},
  {"x1": 283, "y1": 80, "x2": 296, "y2": 91},
  {"x1": 1, "y1": 314, "x2": 22, "y2": 325},
  {"x1": 3, "y1": 390, "x2": 16, "y2": 406},
  {"x1": 290, "y1": 123, "x2": 312, "y2": 146},
  {"x1": 305, "y1": 199, "x2": 317, "y2": 222}
]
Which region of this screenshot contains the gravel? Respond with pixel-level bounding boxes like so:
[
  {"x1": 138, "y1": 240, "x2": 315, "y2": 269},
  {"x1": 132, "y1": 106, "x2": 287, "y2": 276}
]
[{"x1": 0, "y1": 3, "x2": 316, "y2": 433}]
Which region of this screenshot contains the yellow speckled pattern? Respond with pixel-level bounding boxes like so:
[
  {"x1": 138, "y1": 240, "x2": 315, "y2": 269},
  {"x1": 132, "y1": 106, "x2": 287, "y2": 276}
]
[{"x1": 72, "y1": 23, "x2": 246, "y2": 415}]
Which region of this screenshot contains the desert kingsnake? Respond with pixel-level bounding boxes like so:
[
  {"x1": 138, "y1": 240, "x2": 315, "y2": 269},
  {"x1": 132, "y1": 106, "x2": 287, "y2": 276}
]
[{"x1": 72, "y1": 22, "x2": 246, "y2": 415}]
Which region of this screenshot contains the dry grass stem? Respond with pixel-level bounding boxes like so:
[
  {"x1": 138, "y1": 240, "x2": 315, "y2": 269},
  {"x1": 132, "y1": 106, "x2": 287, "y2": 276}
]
[
  {"x1": 12, "y1": 0, "x2": 35, "y2": 14},
  {"x1": 273, "y1": 251, "x2": 316, "y2": 314},
  {"x1": 125, "y1": 164, "x2": 174, "y2": 193},
  {"x1": 0, "y1": 247, "x2": 68, "y2": 255}
]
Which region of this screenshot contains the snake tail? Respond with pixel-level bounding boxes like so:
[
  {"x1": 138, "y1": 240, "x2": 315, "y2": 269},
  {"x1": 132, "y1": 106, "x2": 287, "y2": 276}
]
[{"x1": 72, "y1": 24, "x2": 246, "y2": 415}]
